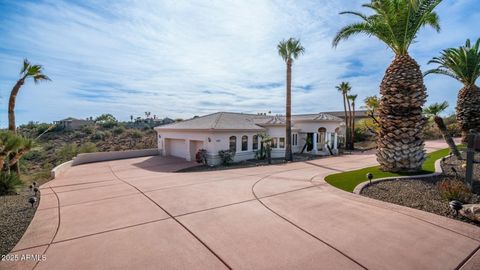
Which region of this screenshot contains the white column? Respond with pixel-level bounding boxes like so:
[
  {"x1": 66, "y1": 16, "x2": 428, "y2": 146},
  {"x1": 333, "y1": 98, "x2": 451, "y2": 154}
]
[
  {"x1": 313, "y1": 133, "x2": 318, "y2": 154},
  {"x1": 334, "y1": 133, "x2": 338, "y2": 150},
  {"x1": 326, "y1": 132, "x2": 331, "y2": 148},
  {"x1": 185, "y1": 140, "x2": 192, "y2": 161},
  {"x1": 162, "y1": 139, "x2": 167, "y2": 156}
]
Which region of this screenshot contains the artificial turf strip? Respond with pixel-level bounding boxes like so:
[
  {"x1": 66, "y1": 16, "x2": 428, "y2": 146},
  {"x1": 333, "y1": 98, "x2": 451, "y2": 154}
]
[{"x1": 325, "y1": 147, "x2": 455, "y2": 193}]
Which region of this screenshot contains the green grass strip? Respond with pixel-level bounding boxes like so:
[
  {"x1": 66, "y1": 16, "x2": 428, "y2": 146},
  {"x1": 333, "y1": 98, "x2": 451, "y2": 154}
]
[{"x1": 325, "y1": 147, "x2": 457, "y2": 193}]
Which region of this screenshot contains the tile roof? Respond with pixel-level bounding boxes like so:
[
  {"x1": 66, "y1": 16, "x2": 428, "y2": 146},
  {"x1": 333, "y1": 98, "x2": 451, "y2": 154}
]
[{"x1": 155, "y1": 112, "x2": 342, "y2": 131}]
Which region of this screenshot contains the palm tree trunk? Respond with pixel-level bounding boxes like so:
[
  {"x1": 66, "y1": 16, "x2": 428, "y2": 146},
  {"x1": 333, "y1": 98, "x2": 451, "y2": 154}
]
[
  {"x1": 346, "y1": 95, "x2": 352, "y2": 150},
  {"x1": 342, "y1": 94, "x2": 349, "y2": 150},
  {"x1": 433, "y1": 116, "x2": 461, "y2": 159},
  {"x1": 456, "y1": 85, "x2": 480, "y2": 143},
  {"x1": 8, "y1": 78, "x2": 24, "y2": 174},
  {"x1": 377, "y1": 54, "x2": 427, "y2": 172},
  {"x1": 351, "y1": 101, "x2": 356, "y2": 149},
  {"x1": 285, "y1": 59, "x2": 293, "y2": 161}
]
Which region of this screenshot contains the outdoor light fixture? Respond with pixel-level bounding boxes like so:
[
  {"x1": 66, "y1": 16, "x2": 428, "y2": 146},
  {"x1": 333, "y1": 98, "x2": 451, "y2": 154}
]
[
  {"x1": 366, "y1": 173, "x2": 373, "y2": 185},
  {"x1": 33, "y1": 181, "x2": 38, "y2": 187},
  {"x1": 29, "y1": 184, "x2": 34, "y2": 190},
  {"x1": 208, "y1": 137, "x2": 211, "y2": 142},
  {"x1": 28, "y1": 196, "x2": 37, "y2": 207},
  {"x1": 449, "y1": 200, "x2": 463, "y2": 216},
  {"x1": 33, "y1": 187, "x2": 39, "y2": 196}
]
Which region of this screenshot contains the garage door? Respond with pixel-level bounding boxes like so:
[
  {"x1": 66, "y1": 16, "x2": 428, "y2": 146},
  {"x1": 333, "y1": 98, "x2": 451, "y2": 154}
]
[{"x1": 165, "y1": 139, "x2": 186, "y2": 159}]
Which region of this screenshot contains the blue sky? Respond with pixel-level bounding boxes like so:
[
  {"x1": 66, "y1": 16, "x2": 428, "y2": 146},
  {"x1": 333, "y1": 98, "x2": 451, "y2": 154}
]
[{"x1": 0, "y1": 0, "x2": 478, "y2": 125}]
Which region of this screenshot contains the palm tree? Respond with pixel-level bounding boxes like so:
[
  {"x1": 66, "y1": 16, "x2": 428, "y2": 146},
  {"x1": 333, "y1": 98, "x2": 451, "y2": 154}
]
[
  {"x1": 333, "y1": 0, "x2": 441, "y2": 172},
  {"x1": 348, "y1": 94, "x2": 358, "y2": 149},
  {"x1": 336, "y1": 82, "x2": 352, "y2": 149},
  {"x1": 278, "y1": 38, "x2": 305, "y2": 161},
  {"x1": 9, "y1": 59, "x2": 50, "y2": 132},
  {"x1": 425, "y1": 39, "x2": 480, "y2": 142},
  {"x1": 423, "y1": 102, "x2": 461, "y2": 159}
]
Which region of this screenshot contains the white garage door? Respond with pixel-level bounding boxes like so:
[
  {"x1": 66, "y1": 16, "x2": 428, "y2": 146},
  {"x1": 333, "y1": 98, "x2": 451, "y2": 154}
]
[{"x1": 165, "y1": 139, "x2": 186, "y2": 159}]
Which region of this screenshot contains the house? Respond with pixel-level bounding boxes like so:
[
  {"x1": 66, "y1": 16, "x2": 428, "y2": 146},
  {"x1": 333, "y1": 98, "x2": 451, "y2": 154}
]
[
  {"x1": 54, "y1": 117, "x2": 94, "y2": 130},
  {"x1": 322, "y1": 110, "x2": 373, "y2": 122},
  {"x1": 154, "y1": 112, "x2": 344, "y2": 165}
]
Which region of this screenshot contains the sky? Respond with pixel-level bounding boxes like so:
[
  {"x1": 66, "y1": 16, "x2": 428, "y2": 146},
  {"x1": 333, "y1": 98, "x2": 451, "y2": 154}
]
[{"x1": 0, "y1": 0, "x2": 478, "y2": 126}]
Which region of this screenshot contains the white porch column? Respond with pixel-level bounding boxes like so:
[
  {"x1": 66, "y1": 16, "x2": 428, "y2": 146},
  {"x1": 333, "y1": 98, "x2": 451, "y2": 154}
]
[
  {"x1": 313, "y1": 133, "x2": 318, "y2": 154},
  {"x1": 334, "y1": 133, "x2": 338, "y2": 150},
  {"x1": 162, "y1": 139, "x2": 167, "y2": 156},
  {"x1": 185, "y1": 140, "x2": 192, "y2": 161}
]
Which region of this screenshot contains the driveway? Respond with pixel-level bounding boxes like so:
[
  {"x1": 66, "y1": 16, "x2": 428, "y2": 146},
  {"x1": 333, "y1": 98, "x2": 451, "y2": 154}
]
[{"x1": 3, "y1": 141, "x2": 480, "y2": 270}]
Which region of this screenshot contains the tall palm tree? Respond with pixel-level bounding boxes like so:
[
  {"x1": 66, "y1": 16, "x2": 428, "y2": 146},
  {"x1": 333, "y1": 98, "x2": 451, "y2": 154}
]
[
  {"x1": 348, "y1": 94, "x2": 358, "y2": 149},
  {"x1": 278, "y1": 38, "x2": 305, "y2": 161},
  {"x1": 423, "y1": 102, "x2": 461, "y2": 159},
  {"x1": 9, "y1": 59, "x2": 50, "y2": 132},
  {"x1": 425, "y1": 39, "x2": 480, "y2": 142},
  {"x1": 333, "y1": 0, "x2": 442, "y2": 172},
  {"x1": 336, "y1": 82, "x2": 352, "y2": 150}
]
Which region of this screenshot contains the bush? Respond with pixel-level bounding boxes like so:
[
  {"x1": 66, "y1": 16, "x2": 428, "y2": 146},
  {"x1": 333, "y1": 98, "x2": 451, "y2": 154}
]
[
  {"x1": 79, "y1": 142, "x2": 97, "y2": 153},
  {"x1": 0, "y1": 173, "x2": 23, "y2": 196},
  {"x1": 81, "y1": 125, "x2": 95, "y2": 135},
  {"x1": 437, "y1": 179, "x2": 471, "y2": 202},
  {"x1": 22, "y1": 149, "x2": 46, "y2": 161},
  {"x1": 56, "y1": 143, "x2": 78, "y2": 162},
  {"x1": 130, "y1": 130, "x2": 143, "y2": 139},
  {"x1": 112, "y1": 126, "x2": 126, "y2": 135},
  {"x1": 218, "y1": 150, "x2": 235, "y2": 165},
  {"x1": 95, "y1": 114, "x2": 118, "y2": 128},
  {"x1": 195, "y1": 149, "x2": 208, "y2": 165},
  {"x1": 91, "y1": 131, "x2": 106, "y2": 141}
]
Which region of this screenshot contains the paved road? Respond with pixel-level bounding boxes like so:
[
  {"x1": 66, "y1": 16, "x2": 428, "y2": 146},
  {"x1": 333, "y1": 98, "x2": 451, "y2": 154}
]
[{"x1": 3, "y1": 140, "x2": 480, "y2": 270}]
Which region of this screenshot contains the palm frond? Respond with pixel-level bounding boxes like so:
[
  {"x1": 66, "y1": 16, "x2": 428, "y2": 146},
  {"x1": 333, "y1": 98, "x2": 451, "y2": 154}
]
[
  {"x1": 277, "y1": 38, "x2": 304, "y2": 63},
  {"x1": 20, "y1": 59, "x2": 30, "y2": 75},
  {"x1": 423, "y1": 101, "x2": 448, "y2": 117}
]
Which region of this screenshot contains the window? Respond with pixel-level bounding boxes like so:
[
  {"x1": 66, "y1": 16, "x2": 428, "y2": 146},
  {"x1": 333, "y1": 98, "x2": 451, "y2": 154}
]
[
  {"x1": 229, "y1": 136, "x2": 237, "y2": 152},
  {"x1": 253, "y1": 135, "x2": 258, "y2": 150},
  {"x1": 292, "y1": 134, "x2": 298, "y2": 146},
  {"x1": 272, "y1": 138, "x2": 278, "y2": 148},
  {"x1": 241, "y1": 135, "x2": 248, "y2": 151},
  {"x1": 279, "y1": 137, "x2": 285, "y2": 148}
]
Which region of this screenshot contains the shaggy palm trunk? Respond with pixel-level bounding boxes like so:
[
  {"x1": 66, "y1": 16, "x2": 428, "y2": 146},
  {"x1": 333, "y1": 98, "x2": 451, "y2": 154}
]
[
  {"x1": 351, "y1": 101, "x2": 356, "y2": 149},
  {"x1": 342, "y1": 94, "x2": 349, "y2": 149},
  {"x1": 377, "y1": 54, "x2": 427, "y2": 172},
  {"x1": 346, "y1": 95, "x2": 352, "y2": 150},
  {"x1": 285, "y1": 59, "x2": 293, "y2": 161},
  {"x1": 456, "y1": 85, "x2": 480, "y2": 142},
  {"x1": 433, "y1": 116, "x2": 461, "y2": 159},
  {"x1": 8, "y1": 78, "x2": 24, "y2": 174}
]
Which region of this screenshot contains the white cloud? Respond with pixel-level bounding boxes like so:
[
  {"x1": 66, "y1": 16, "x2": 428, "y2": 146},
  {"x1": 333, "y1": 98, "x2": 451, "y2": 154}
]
[{"x1": 0, "y1": 0, "x2": 477, "y2": 125}]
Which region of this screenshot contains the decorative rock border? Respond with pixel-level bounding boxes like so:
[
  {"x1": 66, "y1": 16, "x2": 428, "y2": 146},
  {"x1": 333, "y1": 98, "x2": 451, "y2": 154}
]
[{"x1": 353, "y1": 158, "x2": 445, "y2": 194}]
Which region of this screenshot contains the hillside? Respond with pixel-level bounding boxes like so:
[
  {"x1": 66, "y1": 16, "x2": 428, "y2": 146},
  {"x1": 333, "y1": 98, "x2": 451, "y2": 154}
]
[{"x1": 19, "y1": 123, "x2": 157, "y2": 183}]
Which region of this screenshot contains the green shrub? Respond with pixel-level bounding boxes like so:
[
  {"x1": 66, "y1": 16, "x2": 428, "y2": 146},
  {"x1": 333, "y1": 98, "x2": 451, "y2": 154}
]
[
  {"x1": 437, "y1": 179, "x2": 471, "y2": 202},
  {"x1": 57, "y1": 143, "x2": 78, "y2": 162},
  {"x1": 130, "y1": 130, "x2": 143, "y2": 139},
  {"x1": 22, "y1": 149, "x2": 45, "y2": 161},
  {"x1": 81, "y1": 125, "x2": 95, "y2": 135},
  {"x1": 218, "y1": 150, "x2": 235, "y2": 165},
  {"x1": 91, "y1": 131, "x2": 106, "y2": 141},
  {"x1": 79, "y1": 142, "x2": 97, "y2": 153},
  {"x1": 0, "y1": 173, "x2": 23, "y2": 196},
  {"x1": 95, "y1": 114, "x2": 118, "y2": 128},
  {"x1": 112, "y1": 126, "x2": 126, "y2": 135}
]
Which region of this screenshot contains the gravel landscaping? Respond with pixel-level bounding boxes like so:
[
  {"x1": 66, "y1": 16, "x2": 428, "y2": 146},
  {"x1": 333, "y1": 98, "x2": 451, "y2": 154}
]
[
  {"x1": 361, "y1": 152, "x2": 480, "y2": 226},
  {"x1": 0, "y1": 187, "x2": 40, "y2": 256}
]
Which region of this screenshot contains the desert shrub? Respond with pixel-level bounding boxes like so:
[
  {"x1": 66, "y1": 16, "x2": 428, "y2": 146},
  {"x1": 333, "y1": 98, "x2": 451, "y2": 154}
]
[
  {"x1": 72, "y1": 131, "x2": 83, "y2": 138},
  {"x1": 218, "y1": 150, "x2": 235, "y2": 165},
  {"x1": 130, "y1": 130, "x2": 143, "y2": 139},
  {"x1": 112, "y1": 125, "x2": 126, "y2": 135},
  {"x1": 423, "y1": 122, "x2": 443, "y2": 140},
  {"x1": 43, "y1": 143, "x2": 55, "y2": 151},
  {"x1": 56, "y1": 143, "x2": 78, "y2": 162},
  {"x1": 81, "y1": 125, "x2": 95, "y2": 135},
  {"x1": 22, "y1": 149, "x2": 45, "y2": 161},
  {"x1": 91, "y1": 131, "x2": 106, "y2": 141},
  {"x1": 447, "y1": 123, "x2": 461, "y2": 138},
  {"x1": 354, "y1": 127, "x2": 369, "y2": 142},
  {"x1": 0, "y1": 172, "x2": 23, "y2": 196},
  {"x1": 79, "y1": 142, "x2": 97, "y2": 153},
  {"x1": 195, "y1": 149, "x2": 208, "y2": 165},
  {"x1": 95, "y1": 114, "x2": 118, "y2": 128},
  {"x1": 437, "y1": 179, "x2": 471, "y2": 202}
]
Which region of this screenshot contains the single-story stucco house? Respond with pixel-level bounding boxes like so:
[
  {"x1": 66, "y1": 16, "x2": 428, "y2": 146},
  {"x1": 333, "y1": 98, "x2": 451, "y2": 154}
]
[
  {"x1": 154, "y1": 112, "x2": 345, "y2": 165},
  {"x1": 54, "y1": 117, "x2": 94, "y2": 131}
]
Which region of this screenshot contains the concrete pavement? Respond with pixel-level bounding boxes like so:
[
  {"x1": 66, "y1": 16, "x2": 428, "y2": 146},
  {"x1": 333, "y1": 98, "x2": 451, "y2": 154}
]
[{"x1": 2, "y1": 141, "x2": 480, "y2": 270}]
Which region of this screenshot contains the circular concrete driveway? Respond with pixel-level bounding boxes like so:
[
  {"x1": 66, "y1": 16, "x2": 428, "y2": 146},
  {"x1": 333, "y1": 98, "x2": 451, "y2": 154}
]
[{"x1": 3, "y1": 141, "x2": 480, "y2": 270}]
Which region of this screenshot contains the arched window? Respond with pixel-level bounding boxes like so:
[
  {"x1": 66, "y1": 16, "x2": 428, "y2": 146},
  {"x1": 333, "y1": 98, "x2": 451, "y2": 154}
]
[
  {"x1": 318, "y1": 127, "x2": 327, "y2": 144},
  {"x1": 241, "y1": 135, "x2": 248, "y2": 151},
  {"x1": 253, "y1": 135, "x2": 258, "y2": 150},
  {"x1": 229, "y1": 136, "x2": 237, "y2": 152}
]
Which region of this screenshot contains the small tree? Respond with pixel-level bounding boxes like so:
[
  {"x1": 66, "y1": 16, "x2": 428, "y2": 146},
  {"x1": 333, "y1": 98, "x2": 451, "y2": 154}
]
[
  {"x1": 218, "y1": 150, "x2": 235, "y2": 165},
  {"x1": 423, "y1": 102, "x2": 461, "y2": 159},
  {"x1": 95, "y1": 114, "x2": 118, "y2": 128}
]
